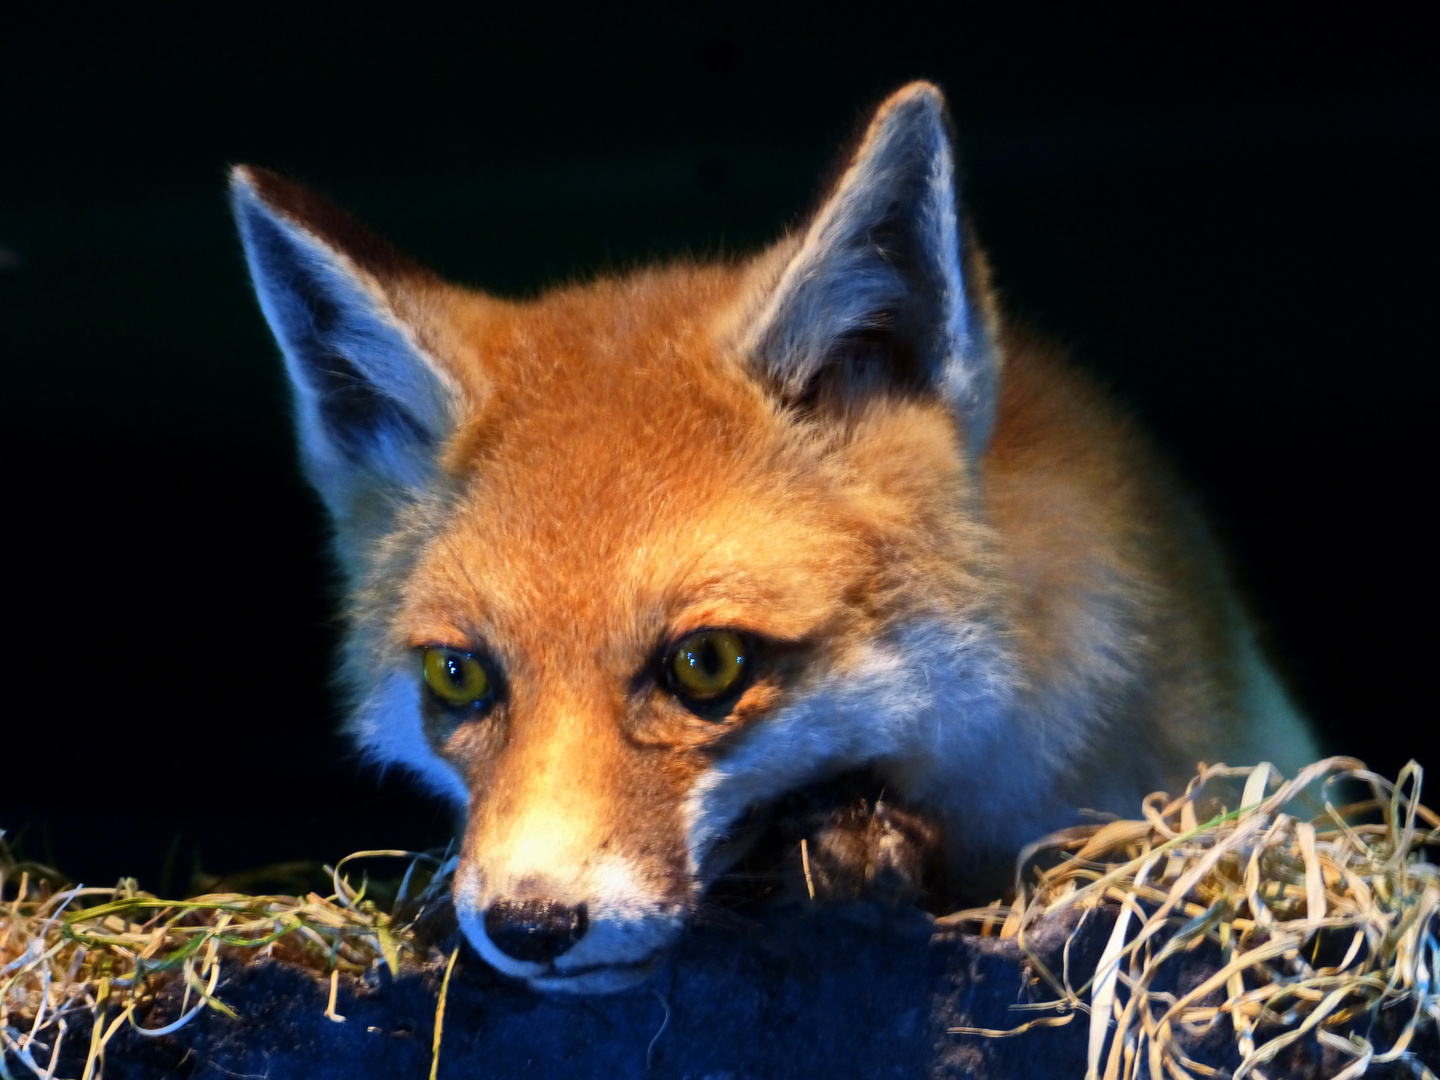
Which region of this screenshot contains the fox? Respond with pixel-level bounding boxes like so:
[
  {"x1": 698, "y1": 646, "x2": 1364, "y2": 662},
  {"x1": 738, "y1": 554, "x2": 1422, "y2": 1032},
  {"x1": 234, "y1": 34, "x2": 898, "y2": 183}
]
[{"x1": 229, "y1": 82, "x2": 1316, "y2": 993}]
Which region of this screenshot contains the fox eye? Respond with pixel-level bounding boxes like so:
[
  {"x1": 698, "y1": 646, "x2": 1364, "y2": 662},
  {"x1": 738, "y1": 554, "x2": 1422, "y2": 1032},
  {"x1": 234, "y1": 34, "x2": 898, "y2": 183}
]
[
  {"x1": 667, "y1": 630, "x2": 750, "y2": 703},
  {"x1": 422, "y1": 647, "x2": 492, "y2": 709}
]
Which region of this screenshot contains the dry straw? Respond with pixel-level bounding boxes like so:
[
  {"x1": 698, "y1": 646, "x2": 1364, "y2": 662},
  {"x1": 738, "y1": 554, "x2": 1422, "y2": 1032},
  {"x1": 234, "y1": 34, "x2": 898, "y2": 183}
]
[
  {"x1": 4, "y1": 757, "x2": 1437, "y2": 1080},
  {"x1": 0, "y1": 847, "x2": 456, "y2": 1080},
  {"x1": 941, "y1": 757, "x2": 1439, "y2": 1079}
]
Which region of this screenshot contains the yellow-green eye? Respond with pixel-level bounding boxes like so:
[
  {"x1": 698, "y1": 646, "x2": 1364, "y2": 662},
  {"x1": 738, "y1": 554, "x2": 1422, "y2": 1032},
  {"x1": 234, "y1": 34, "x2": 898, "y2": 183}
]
[
  {"x1": 668, "y1": 630, "x2": 749, "y2": 701},
  {"x1": 422, "y1": 647, "x2": 491, "y2": 708}
]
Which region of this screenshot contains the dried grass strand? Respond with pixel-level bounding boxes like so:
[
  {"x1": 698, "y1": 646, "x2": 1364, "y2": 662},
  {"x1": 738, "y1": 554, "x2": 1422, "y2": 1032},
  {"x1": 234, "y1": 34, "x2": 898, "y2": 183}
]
[
  {"x1": 945, "y1": 757, "x2": 1438, "y2": 1080},
  {"x1": 1, "y1": 845, "x2": 458, "y2": 1078}
]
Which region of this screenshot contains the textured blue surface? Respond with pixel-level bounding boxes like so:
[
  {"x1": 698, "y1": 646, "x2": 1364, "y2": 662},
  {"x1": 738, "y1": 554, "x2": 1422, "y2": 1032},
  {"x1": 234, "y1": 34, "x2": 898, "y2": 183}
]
[{"x1": 33, "y1": 903, "x2": 1433, "y2": 1079}]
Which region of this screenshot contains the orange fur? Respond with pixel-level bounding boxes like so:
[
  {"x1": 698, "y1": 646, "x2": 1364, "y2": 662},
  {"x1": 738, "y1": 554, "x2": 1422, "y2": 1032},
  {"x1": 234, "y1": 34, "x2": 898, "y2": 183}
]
[{"x1": 231, "y1": 82, "x2": 1313, "y2": 991}]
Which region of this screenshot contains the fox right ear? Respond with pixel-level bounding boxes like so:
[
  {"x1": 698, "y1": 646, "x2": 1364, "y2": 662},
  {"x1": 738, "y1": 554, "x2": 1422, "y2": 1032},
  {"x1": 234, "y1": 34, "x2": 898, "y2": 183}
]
[
  {"x1": 741, "y1": 83, "x2": 999, "y2": 456},
  {"x1": 230, "y1": 166, "x2": 462, "y2": 525}
]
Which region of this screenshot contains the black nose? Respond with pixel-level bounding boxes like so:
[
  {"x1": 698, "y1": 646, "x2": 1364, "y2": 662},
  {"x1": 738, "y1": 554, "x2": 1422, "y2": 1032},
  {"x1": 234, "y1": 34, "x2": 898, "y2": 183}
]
[{"x1": 483, "y1": 898, "x2": 589, "y2": 963}]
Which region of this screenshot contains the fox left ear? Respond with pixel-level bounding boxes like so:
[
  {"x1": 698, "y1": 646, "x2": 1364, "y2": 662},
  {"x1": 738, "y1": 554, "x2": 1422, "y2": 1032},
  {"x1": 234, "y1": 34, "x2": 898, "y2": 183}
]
[
  {"x1": 229, "y1": 166, "x2": 465, "y2": 531},
  {"x1": 743, "y1": 82, "x2": 999, "y2": 456}
]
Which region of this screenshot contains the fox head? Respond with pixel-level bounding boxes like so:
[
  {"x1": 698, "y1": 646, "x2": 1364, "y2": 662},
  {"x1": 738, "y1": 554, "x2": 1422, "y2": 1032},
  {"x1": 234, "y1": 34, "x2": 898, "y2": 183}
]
[{"x1": 232, "y1": 83, "x2": 1018, "y2": 992}]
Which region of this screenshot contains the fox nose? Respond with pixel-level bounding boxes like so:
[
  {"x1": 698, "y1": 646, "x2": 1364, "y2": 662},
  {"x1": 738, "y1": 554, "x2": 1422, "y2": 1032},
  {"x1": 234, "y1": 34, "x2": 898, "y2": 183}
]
[{"x1": 483, "y1": 899, "x2": 589, "y2": 963}]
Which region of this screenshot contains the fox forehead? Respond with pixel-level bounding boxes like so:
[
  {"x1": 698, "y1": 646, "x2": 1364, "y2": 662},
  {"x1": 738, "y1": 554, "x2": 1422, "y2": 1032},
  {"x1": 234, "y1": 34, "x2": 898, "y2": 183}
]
[{"x1": 388, "y1": 269, "x2": 980, "y2": 670}]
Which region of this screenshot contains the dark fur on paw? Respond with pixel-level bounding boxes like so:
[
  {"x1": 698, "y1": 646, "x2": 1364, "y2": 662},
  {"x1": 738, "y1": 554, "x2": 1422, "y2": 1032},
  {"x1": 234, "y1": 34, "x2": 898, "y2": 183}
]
[
  {"x1": 707, "y1": 769, "x2": 953, "y2": 911},
  {"x1": 800, "y1": 798, "x2": 947, "y2": 906}
]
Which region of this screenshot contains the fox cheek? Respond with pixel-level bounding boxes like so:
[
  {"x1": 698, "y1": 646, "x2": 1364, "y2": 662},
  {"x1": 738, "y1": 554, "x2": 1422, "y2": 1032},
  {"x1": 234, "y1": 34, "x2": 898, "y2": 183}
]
[{"x1": 435, "y1": 717, "x2": 507, "y2": 784}]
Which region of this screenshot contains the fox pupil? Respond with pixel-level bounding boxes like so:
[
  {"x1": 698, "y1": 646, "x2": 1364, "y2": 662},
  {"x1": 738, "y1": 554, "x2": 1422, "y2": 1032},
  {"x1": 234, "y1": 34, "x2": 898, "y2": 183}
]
[
  {"x1": 697, "y1": 641, "x2": 719, "y2": 675},
  {"x1": 444, "y1": 658, "x2": 465, "y2": 686}
]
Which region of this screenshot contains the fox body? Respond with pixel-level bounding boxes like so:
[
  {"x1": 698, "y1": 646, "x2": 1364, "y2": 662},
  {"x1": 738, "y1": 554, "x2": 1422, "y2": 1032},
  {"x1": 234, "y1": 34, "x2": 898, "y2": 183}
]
[{"x1": 232, "y1": 83, "x2": 1314, "y2": 992}]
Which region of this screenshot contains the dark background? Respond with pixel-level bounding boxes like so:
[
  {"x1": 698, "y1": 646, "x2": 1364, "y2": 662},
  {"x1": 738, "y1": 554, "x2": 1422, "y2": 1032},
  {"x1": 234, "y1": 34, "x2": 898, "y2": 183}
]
[{"x1": 2, "y1": 5, "x2": 1434, "y2": 892}]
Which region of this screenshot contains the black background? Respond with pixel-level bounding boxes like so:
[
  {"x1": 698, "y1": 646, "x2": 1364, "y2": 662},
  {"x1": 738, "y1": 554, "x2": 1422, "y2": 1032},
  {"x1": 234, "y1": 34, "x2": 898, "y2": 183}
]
[{"x1": 2, "y1": 5, "x2": 1434, "y2": 892}]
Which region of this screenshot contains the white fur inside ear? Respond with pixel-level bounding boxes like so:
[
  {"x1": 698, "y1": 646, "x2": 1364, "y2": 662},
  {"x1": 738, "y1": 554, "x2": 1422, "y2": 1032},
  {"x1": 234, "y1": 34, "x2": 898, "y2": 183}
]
[
  {"x1": 231, "y1": 177, "x2": 460, "y2": 511},
  {"x1": 744, "y1": 84, "x2": 998, "y2": 455}
]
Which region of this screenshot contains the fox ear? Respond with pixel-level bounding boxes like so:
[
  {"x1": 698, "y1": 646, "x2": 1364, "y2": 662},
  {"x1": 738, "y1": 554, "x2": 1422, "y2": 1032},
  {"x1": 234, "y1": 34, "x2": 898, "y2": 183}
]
[
  {"x1": 744, "y1": 82, "x2": 999, "y2": 455},
  {"x1": 230, "y1": 166, "x2": 462, "y2": 524}
]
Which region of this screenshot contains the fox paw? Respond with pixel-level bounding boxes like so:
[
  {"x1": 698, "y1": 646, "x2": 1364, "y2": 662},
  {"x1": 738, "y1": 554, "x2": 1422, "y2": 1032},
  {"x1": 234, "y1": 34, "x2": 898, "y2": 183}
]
[{"x1": 800, "y1": 800, "x2": 946, "y2": 906}]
